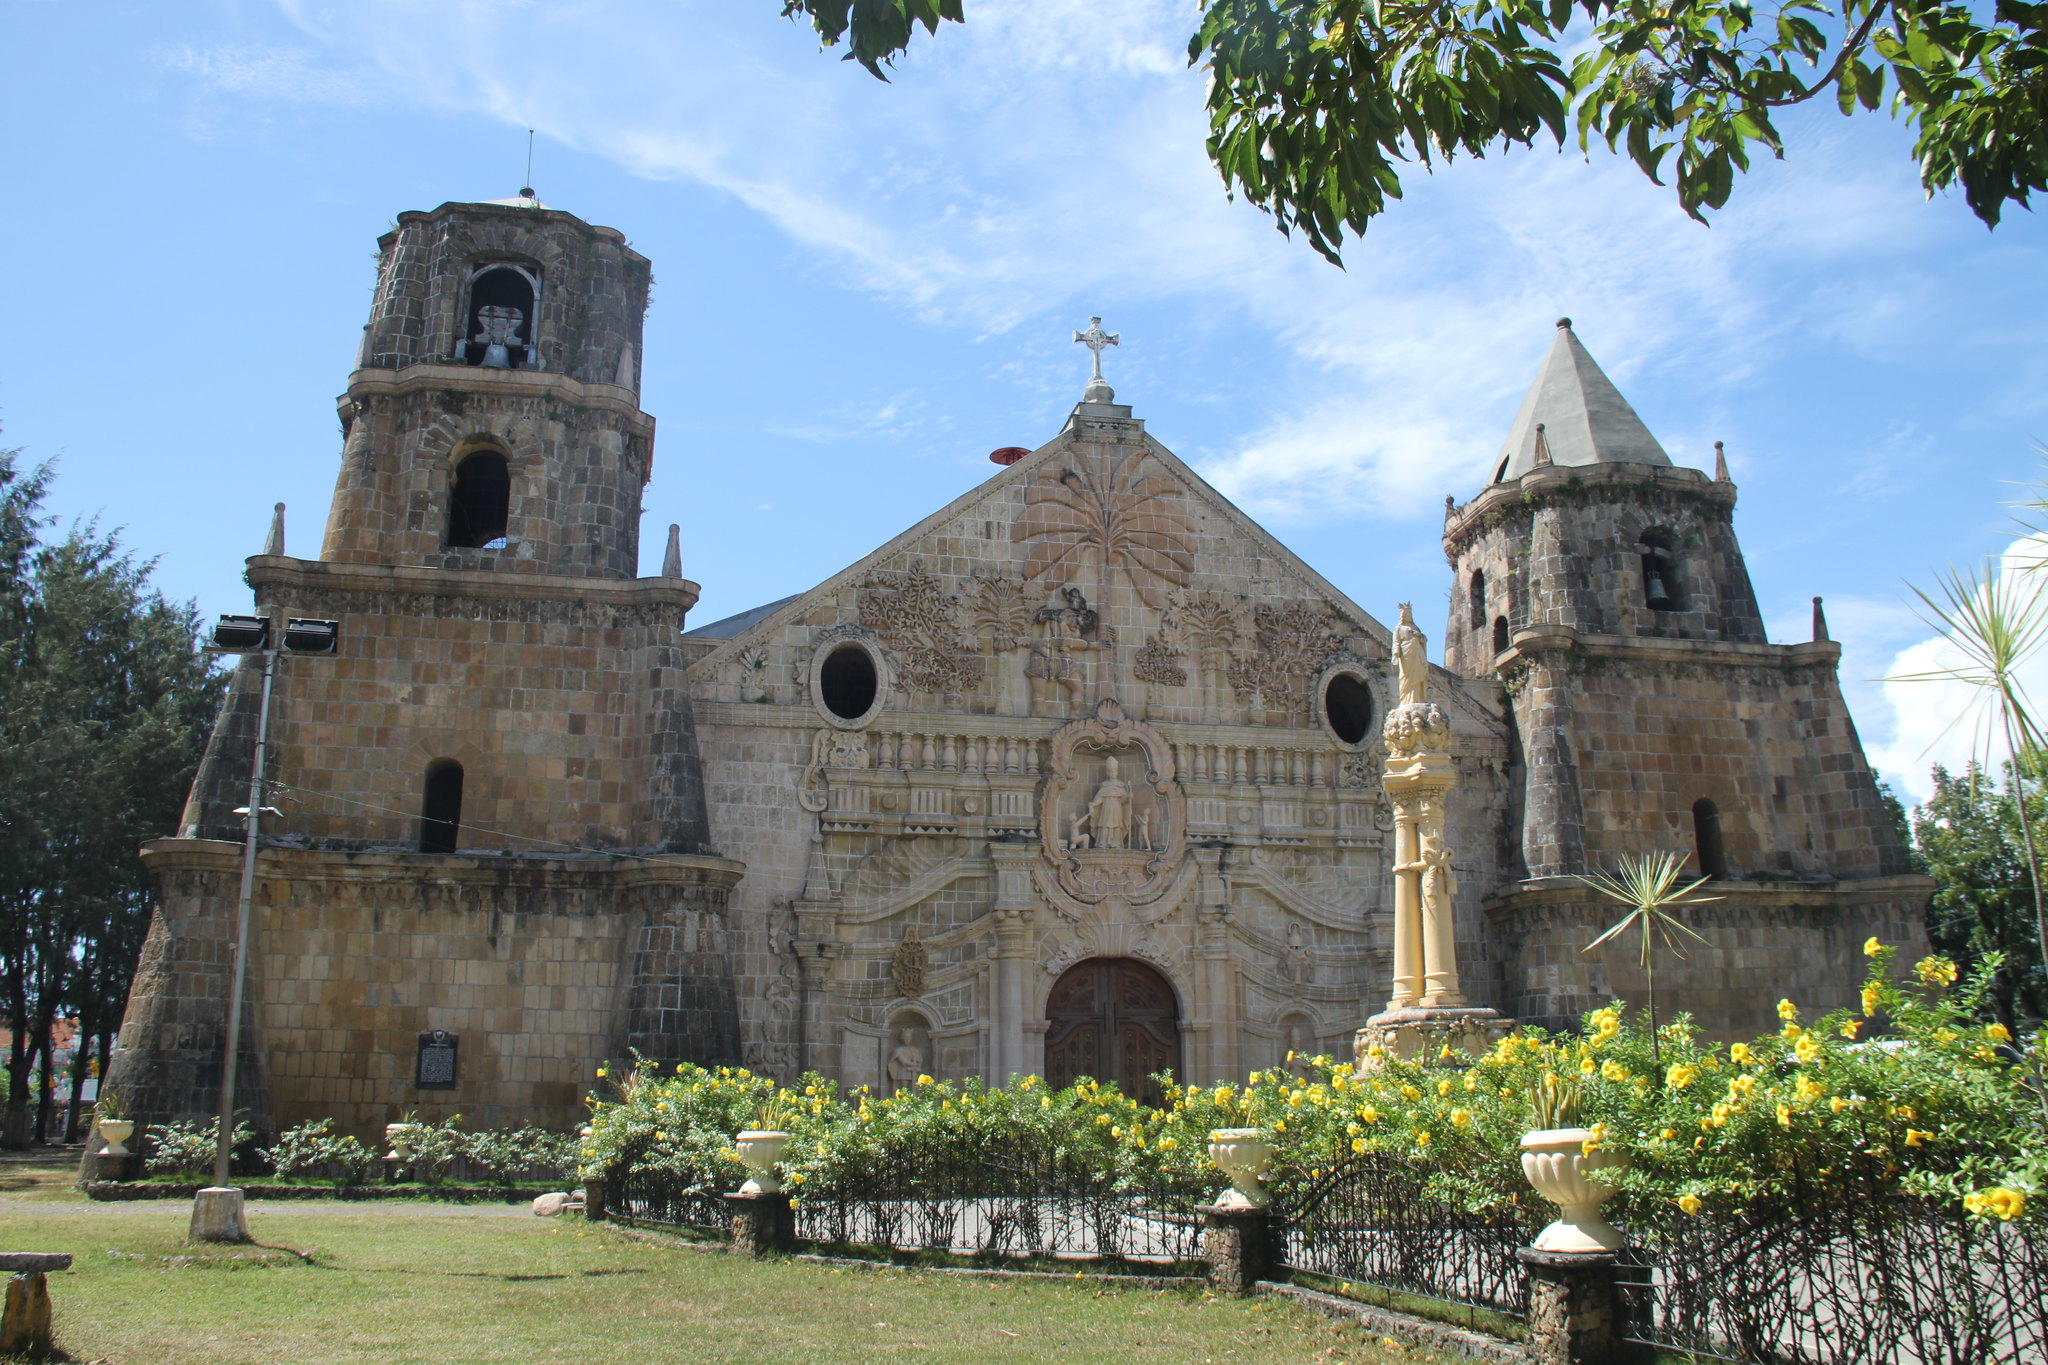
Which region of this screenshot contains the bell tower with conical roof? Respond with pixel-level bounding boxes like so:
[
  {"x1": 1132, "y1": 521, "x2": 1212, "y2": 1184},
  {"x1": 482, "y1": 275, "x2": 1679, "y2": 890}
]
[{"x1": 1443, "y1": 321, "x2": 1926, "y2": 1035}]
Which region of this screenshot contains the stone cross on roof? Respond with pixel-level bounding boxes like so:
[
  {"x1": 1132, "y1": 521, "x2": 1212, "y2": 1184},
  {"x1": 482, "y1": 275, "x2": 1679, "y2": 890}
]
[{"x1": 1073, "y1": 317, "x2": 1119, "y2": 402}]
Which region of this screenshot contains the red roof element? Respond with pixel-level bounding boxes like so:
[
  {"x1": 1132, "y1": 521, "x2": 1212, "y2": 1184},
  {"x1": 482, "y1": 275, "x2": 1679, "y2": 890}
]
[{"x1": 989, "y1": 447, "x2": 1030, "y2": 466}]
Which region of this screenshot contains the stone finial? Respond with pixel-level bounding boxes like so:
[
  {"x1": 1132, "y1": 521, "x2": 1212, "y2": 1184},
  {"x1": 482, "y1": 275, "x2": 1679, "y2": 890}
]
[
  {"x1": 264, "y1": 502, "x2": 285, "y2": 557},
  {"x1": 1532, "y1": 422, "x2": 1554, "y2": 469},
  {"x1": 1813, "y1": 596, "x2": 1829, "y2": 642},
  {"x1": 1444, "y1": 493, "x2": 1457, "y2": 520},
  {"x1": 1556, "y1": 316, "x2": 1573, "y2": 330},
  {"x1": 1714, "y1": 440, "x2": 1731, "y2": 482},
  {"x1": 661, "y1": 524, "x2": 682, "y2": 579}
]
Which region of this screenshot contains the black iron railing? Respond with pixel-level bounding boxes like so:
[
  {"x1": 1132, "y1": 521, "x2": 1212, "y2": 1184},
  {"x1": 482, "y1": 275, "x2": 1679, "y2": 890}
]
[
  {"x1": 1614, "y1": 1192, "x2": 2048, "y2": 1365},
  {"x1": 792, "y1": 1136, "x2": 1206, "y2": 1262},
  {"x1": 1269, "y1": 1154, "x2": 1538, "y2": 1324}
]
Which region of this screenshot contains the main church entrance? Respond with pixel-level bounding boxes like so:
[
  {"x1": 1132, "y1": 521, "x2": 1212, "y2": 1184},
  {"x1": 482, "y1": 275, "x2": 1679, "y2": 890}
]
[{"x1": 1043, "y1": 958, "x2": 1182, "y2": 1105}]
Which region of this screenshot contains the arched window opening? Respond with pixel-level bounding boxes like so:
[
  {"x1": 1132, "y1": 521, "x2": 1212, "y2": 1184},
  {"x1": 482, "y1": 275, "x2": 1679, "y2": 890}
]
[
  {"x1": 1692, "y1": 798, "x2": 1726, "y2": 879},
  {"x1": 459, "y1": 266, "x2": 537, "y2": 369},
  {"x1": 446, "y1": 452, "x2": 510, "y2": 549},
  {"x1": 820, "y1": 643, "x2": 878, "y2": 720},
  {"x1": 1322, "y1": 672, "x2": 1372, "y2": 745},
  {"x1": 1492, "y1": 615, "x2": 1510, "y2": 655},
  {"x1": 1469, "y1": 570, "x2": 1487, "y2": 633},
  {"x1": 1492, "y1": 455, "x2": 1512, "y2": 484},
  {"x1": 1640, "y1": 528, "x2": 1685, "y2": 611},
  {"x1": 420, "y1": 760, "x2": 464, "y2": 854}
]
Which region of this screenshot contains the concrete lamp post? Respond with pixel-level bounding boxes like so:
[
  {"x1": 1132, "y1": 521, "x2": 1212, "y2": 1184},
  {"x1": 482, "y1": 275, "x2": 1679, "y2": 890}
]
[{"x1": 191, "y1": 582, "x2": 339, "y2": 1244}]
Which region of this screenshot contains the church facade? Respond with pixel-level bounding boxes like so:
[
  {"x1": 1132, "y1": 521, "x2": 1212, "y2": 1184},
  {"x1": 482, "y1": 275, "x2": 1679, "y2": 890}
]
[{"x1": 101, "y1": 197, "x2": 1929, "y2": 1140}]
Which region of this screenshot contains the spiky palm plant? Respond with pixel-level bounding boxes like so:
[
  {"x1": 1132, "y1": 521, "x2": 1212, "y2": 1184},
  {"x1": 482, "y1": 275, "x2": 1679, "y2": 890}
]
[
  {"x1": 1886, "y1": 559, "x2": 2048, "y2": 1016},
  {"x1": 1576, "y1": 852, "x2": 1720, "y2": 1060}
]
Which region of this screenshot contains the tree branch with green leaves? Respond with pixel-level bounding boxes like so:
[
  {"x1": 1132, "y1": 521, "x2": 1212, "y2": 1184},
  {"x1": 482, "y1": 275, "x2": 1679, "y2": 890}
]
[{"x1": 779, "y1": 0, "x2": 2048, "y2": 262}]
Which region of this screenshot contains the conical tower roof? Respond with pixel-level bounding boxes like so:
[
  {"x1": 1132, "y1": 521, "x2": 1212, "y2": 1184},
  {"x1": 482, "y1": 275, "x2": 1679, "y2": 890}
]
[{"x1": 1489, "y1": 319, "x2": 1671, "y2": 483}]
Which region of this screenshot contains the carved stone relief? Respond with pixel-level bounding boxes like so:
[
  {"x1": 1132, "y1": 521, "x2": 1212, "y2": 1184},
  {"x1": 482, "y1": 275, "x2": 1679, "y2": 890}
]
[
  {"x1": 1038, "y1": 699, "x2": 1186, "y2": 908},
  {"x1": 1227, "y1": 603, "x2": 1341, "y2": 715},
  {"x1": 1026, "y1": 587, "x2": 1115, "y2": 717},
  {"x1": 1131, "y1": 633, "x2": 1188, "y2": 686},
  {"x1": 858, "y1": 561, "x2": 985, "y2": 695},
  {"x1": 1014, "y1": 453, "x2": 1196, "y2": 610},
  {"x1": 892, "y1": 926, "x2": 929, "y2": 998}
]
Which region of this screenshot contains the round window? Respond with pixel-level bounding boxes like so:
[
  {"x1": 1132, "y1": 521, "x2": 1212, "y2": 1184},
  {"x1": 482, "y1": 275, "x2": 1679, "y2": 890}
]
[
  {"x1": 1322, "y1": 672, "x2": 1373, "y2": 746},
  {"x1": 819, "y1": 643, "x2": 879, "y2": 721}
]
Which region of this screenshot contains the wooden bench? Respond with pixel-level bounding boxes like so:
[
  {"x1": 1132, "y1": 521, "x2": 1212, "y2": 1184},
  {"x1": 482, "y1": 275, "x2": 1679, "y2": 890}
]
[{"x1": 0, "y1": 1254, "x2": 71, "y2": 1357}]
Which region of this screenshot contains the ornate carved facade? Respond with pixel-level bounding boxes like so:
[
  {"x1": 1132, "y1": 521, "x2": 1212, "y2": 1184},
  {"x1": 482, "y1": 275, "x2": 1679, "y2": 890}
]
[{"x1": 97, "y1": 203, "x2": 1925, "y2": 1148}]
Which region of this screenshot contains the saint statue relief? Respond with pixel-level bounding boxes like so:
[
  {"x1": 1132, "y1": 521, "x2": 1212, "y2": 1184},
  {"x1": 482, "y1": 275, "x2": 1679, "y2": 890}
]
[
  {"x1": 1081, "y1": 755, "x2": 1134, "y2": 850},
  {"x1": 887, "y1": 1028, "x2": 927, "y2": 1094},
  {"x1": 1027, "y1": 587, "x2": 1113, "y2": 716},
  {"x1": 1395, "y1": 601, "x2": 1429, "y2": 706}
]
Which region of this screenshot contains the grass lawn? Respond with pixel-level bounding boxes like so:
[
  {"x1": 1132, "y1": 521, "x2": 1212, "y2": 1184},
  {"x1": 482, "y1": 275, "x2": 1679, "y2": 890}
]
[{"x1": 0, "y1": 1156, "x2": 1474, "y2": 1365}]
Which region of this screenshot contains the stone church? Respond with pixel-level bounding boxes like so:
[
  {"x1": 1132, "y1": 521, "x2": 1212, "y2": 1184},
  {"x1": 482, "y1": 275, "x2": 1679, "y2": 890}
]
[{"x1": 102, "y1": 195, "x2": 1930, "y2": 1139}]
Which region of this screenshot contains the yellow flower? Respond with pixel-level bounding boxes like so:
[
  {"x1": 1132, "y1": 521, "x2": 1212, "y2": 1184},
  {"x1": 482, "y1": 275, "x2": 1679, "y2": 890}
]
[
  {"x1": 1351, "y1": 1137, "x2": 1368, "y2": 1155},
  {"x1": 1041, "y1": 1097, "x2": 1053, "y2": 1110},
  {"x1": 1892, "y1": 1105, "x2": 1915, "y2": 1121},
  {"x1": 1795, "y1": 1035, "x2": 1822, "y2": 1065},
  {"x1": 596, "y1": 1067, "x2": 609, "y2": 1078},
  {"x1": 1778, "y1": 998, "x2": 1799, "y2": 1022},
  {"x1": 1729, "y1": 1043, "x2": 1755, "y2": 1066},
  {"x1": 1437, "y1": 1079, "x2": 1454, "y2": 1097},
  {"x1": 1357, "y1": 1106, "x2": 1381, "y2": 1125},
  {"x1": 1600, "y1": 1060, "x2": 1629, "y2": 1083},
  {"x1": 1400, "y1": 1084, "x2": 1421, "y2": 1102},
  {"x1": 1677, "y1": 1194, "x2": 1703, "y2": 1215},
  {"x1": 1905, "y1": 1129, "x2": 1933, "y2": 1147},
  {"x1": 918, "y1": 1073, "x2": 934, "y2": 1086},
  {"x1": 1095, "y1": 1114, "x2": 1111, "y2": 1126},
  {"x1": 1580, "y1": 1122, "x2": 1608, "y2": 1155},
  {"x1": 1415, "y1": 1131, "x2": 1431, "y2": 1147},
  {"x1": 1915, "y1": 956, "x2": 1958, "y2": 987},
  {"x1": 1776, "y1": 1105, "x2": 1793, "y2": 1127},
  {"x1": 1988, "y1": 1022, "x2": 2014, "y2": 1044},
  {"x1": 1159, "y1": 1136, "x2": 1177, "y2": 1150},
  {"x1": 1862, "y1": 986, "x2": 1882, "y2": 1017},
  {"x1": 1839, "y1": 1020, "x2": 1862, "y2": 1040},
  {"x1": 1863, "y1": 937, "x2": 1884, "y2": 957},
  {"x1": 1964, "y1": 1188, "x2": 2027, "y2": 1221},
  {"x1": 1795, "y1": 1076, "x2": 1825, "y2": 1104},
  {"x1": 1451, "y1": 1108, "x2": 1473, "y2": 1129},
  {"x1": 1831, "y1": 1096, "x2": 1852, "y2": 1113},
  {"x1": 1730, "y1": 1075, "x2": 1758, "y2": 1097},
  {"x1": 1274, "y1": 1119, "x2": 1287, "y2": 1132},
  {"x1": 1666, "y1": 1063, "x2": 1699, "y2": 1089}
]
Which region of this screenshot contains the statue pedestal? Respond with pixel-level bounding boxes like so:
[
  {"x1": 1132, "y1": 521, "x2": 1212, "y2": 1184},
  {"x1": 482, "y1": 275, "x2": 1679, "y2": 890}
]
[{"x1": 1355, "y1": 1005, "x2": 1514, "y2": 1066}]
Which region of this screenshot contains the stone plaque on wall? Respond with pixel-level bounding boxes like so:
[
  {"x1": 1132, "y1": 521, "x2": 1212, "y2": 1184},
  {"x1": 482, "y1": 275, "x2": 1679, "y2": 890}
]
[{"x1": 415, "y1": 1030, "x2": 458, "y2": 1089}]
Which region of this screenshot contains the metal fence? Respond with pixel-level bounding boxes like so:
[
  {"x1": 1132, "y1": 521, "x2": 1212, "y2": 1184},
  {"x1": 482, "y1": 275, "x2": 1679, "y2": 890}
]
[
  {"x1": 601, "y1": 1137, "x2": 1209, "y2": 1264},
  {"x1": 795, "y1": 1138, "x2": 1206, "y2": 1262},
  {"x1": 1269, "y1": 1154, "x2": 1537, "y2": 1325},
  {"x1": 1614, "y1": 1192, "x2": 2048, "y2": 1365}
]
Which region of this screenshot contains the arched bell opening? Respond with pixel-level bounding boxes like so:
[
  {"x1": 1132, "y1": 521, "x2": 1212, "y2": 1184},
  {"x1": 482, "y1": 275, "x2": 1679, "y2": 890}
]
[
  {"x1": 1640, "y1": 527, "x2": 1686, "y2": 612},
  {"x1": 1043, "y1": 958, "x2": 1181, "y2": 1107},
  {"x1": 459, "y1": 264, "x2": 539, "y2": 369},
  {"x1": 446, "y1": 451, "x2": 511, "y2": 549}
]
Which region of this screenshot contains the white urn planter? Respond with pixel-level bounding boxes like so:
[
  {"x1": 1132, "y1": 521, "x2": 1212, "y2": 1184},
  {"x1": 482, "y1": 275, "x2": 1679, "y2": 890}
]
[
  {"x1": 1519, "y1": 1127, "x2": 1629, "y2": 1252},
  {"x1": 1208, "y1": 1128, "x2": 1276, "y2": 1210},
  {"x1": 96, "y1": 1119, "x2": 135, "y2": 1158},
  {"x1": 385, "y1": 1123, "x2": 422, "y2": 1163},
  {"x1": 734, "y1": 1130, "x2": 789, "y2": 1195}
]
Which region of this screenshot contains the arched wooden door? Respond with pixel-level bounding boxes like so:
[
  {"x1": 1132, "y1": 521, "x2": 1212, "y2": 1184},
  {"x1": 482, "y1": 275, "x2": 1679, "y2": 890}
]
[{"x1": 1044, "y1": 958, "x2": 1181, "y2": 1105}]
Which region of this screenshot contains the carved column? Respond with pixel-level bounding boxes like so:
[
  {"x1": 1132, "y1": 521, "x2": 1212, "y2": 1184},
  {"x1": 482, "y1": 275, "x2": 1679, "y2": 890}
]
[
  {"x1": 1417, "y1": 794, "x2": 1465, "y2": 1007},
  {"x1": 988, "y1": 841, "x2": 1039, "y2": 1083},
  {"x1": 1387, "y1": 792, "x2": 1423, "y2": 1010}
]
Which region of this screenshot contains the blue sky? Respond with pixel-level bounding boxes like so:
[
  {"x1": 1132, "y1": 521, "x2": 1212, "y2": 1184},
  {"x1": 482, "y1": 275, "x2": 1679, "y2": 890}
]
[{"x1": 5, "y1": 0, "x2": 2046, "y2": 803}]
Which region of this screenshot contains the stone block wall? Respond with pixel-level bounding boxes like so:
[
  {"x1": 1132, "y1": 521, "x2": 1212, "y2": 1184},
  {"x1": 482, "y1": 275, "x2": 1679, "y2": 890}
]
[
  {"x1": 178, "y1": 558, "x2": 711, "y2": 856},
  {"x1": 104, "y1": 842, "x2": 742, "y2": 1139},
  {"x1": 321, "y1": 367, "x2": 654, "y2": 579},
  {"x1": 1489, "y1": 877, "x2": 1933, "y2": 1037},
  {"x1": 356, "y1": 201, "x2": 648, "y2": 390}
]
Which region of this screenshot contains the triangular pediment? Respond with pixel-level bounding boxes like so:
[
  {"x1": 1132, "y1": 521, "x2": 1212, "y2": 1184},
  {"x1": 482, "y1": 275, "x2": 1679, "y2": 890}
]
[{"x1": 687, "y1": 399, "x2": 1427, "y2": 732}]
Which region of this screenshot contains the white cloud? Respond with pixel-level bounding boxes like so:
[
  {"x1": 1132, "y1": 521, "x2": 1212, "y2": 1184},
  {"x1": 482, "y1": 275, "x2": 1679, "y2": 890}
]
[{"x1": 1867, "y1": 536, "x2": 2048, "y2": 804}]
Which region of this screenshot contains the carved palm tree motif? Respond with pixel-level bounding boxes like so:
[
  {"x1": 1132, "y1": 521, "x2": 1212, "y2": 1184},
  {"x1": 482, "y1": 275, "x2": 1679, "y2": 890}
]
[
  {"x1": 1015, "y1": 453, "x2": 1196, "y2": 609},
  {"x1": 968, "y1": 575, "x2": 1035, "y2": 654}
]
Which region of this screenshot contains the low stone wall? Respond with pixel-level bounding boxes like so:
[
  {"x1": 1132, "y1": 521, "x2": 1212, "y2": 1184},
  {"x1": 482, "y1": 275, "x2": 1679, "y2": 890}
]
[{"x1": 83, "y1": 1181, "x2": 565, "y2": 1202}]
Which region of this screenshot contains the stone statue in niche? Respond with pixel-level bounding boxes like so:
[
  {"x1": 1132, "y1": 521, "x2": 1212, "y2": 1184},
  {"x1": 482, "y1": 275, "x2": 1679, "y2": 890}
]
[
  {"x1": 887, "y1": 1028, "x2": 929, "y2": 1093},
  {"x1": 1285, "y1": 1020, "x2": 1315, "y2": 1078},
  {"x1": 892, "y1": 926, "x2": 929, "y2": 998},
  {"x1": 1284, "y1": 922, "x2": 1314, "y2": 986},
  {"x1": 1083, "y1": 755, "x2": 1134, "y2": 849},
  {"x1": 1395, "y1": 601, "x2": 1429, "y2": 706},
  {"x1": 1027, "y1": 587, "x2": 1113, "y2": 716}
]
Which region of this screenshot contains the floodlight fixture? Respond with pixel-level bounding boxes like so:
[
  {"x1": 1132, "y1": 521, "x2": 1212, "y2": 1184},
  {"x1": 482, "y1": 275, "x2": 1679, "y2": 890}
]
[
  {"x1": 282, "y1": 618, "x2": 340, "y2": 654},
  {"x1": 212, "y1": 615, "x2": 270, "y2": 651}
]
